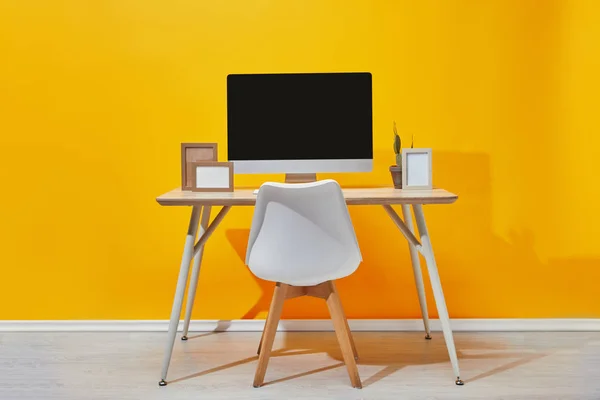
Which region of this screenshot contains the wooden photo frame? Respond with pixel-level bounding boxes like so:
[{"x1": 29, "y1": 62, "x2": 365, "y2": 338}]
[
  {"x1": 190, "y1": 161, "x2": 234, "y2": 192},
  {"x1": 181, "y1": 143, "x2": 218, "y2": 190},
  {"x1": 402, "y1": 148, "x2": 433, "y2": 190}
]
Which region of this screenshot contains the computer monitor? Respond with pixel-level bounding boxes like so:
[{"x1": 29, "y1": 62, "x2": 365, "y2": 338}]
[{"x1": 226, "y1": 72, "x2": 373, "y2": 182}]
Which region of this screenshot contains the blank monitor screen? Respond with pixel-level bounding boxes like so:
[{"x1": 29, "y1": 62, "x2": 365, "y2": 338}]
[{"x1": 227, "y1": 72, "x2": 373, "y2": 172}]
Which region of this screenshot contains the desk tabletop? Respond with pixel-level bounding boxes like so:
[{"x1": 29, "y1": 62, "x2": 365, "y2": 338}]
[{"x1": 156, "y1": 186, "x2": 458, "y2": 207}]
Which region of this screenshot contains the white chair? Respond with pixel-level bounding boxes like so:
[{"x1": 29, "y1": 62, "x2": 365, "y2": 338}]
[{"x1": 246, "y1": 179, "x2": 363, "y2": 389}]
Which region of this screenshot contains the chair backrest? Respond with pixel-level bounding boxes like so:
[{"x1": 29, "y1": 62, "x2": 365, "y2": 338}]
[{"x1": 245, "y1": 179, "x2": 362, "y2": 286}]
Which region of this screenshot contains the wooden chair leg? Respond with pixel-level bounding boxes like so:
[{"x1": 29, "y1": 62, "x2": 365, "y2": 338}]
[
  {"x1": 325, "y1": 280, "x2": 362, "y2": 389},
  {"x1": 253, "y1": 282, "x2": 288, "y2": 388},
  {"x1": 330, "y1": 282, "x2": 358, "y2": 360}
]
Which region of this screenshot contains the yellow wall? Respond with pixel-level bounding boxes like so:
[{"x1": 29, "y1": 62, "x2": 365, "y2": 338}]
[{"x1": 1, "y1": 1, "x2": 599, "y2": 320}]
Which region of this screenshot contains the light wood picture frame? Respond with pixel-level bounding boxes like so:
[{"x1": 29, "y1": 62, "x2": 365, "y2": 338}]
[
  {"x1": 181, "y1": 143, "x2": 218, "y2": 190},
  {"x1": 190, "y1": 161, "x2": 234, "y2": 192},
  {"x1": 402, "y1": 148, "x2": 433, "y2": 190}
]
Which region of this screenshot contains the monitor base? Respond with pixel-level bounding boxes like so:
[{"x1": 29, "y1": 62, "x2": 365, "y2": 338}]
[{"x1": 285, "y1": 173, "x2": 317, "y2": 183}]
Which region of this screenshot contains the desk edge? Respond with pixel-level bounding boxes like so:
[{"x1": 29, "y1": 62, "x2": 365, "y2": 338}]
[{"x1": 155, "y1": 196, "x2": 458, "y2": 207}]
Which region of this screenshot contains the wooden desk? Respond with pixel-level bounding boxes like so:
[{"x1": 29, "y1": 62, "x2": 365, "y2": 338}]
[
  {"x1": 155, "y1": 186, "x2": 464, "y2": 386},
  {"x1": 157, "y1": 187, "x2": 457, "y2": 206}
]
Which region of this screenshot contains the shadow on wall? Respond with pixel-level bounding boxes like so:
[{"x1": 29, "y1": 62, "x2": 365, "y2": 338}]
[
  {"x1": 226, "y1": 151, "x2": 600, "y2": 319},
  {"x1": 225, "y1": 228, "x2": 282, "y2": 320},
  {"x1": 430, "y1": 152, "x2": 600, "y2": 318}
]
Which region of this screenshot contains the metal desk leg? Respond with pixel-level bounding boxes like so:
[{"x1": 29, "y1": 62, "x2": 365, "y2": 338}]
[
  {"x1": 159, "y1": 206, "x2": 201, "y2": 387},
  {"x1": 413, "y1": 204, "x2": 463, "y2": 385},
  {"x1": 181, "y1": 206, "x2": 212, "y2": 341},
  {"x1": 401, "y1": 204, "x2": 432, "y2": 339}
]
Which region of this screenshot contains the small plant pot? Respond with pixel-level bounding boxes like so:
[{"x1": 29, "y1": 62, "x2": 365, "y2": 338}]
[{"x1": 389, "y1": 165, "x2": 402, "y2": 189}]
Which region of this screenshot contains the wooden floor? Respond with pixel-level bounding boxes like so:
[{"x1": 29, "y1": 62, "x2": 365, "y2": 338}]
[{"x1": 1, "y1": 331, "x2": 599, "y2": 399}]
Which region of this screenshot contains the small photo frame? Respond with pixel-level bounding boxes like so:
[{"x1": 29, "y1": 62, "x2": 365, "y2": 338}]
[
  {"x1": 402, "y1": 148, "x2": 432, "y2": 190},
  {"x1": 190, "y1": 161, "x2": 234, "y2": 192},
  {"x1": 181, "y1": 143, "x2": 218, "y2": 190}
]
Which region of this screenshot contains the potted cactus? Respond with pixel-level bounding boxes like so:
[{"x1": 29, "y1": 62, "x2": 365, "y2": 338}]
[
  {"x1": 389, "y1": 122, "x2": 412, "y2": 189},
  {"x1": 389, "y1": 122, "x2": 403, "y2": 188}
]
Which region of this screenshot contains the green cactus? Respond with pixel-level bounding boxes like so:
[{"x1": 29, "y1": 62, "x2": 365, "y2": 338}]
[{"x1": 393, "y1": 121, "x2": 402, "y2": 166}]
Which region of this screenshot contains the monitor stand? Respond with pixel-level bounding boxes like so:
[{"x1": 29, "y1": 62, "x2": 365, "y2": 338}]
[{"x1": 285, "y1": 173, "x2": 317, "y2": 183}]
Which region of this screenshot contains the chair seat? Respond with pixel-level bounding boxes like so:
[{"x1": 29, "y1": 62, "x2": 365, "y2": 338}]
[{"x1": 249, "y1": 245, "x2": 361, "y2": 286}]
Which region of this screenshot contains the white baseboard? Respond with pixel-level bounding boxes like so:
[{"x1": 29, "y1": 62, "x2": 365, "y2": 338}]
[{"x1": 0, "y1": 319, "x2": 598, "y2": 332}]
